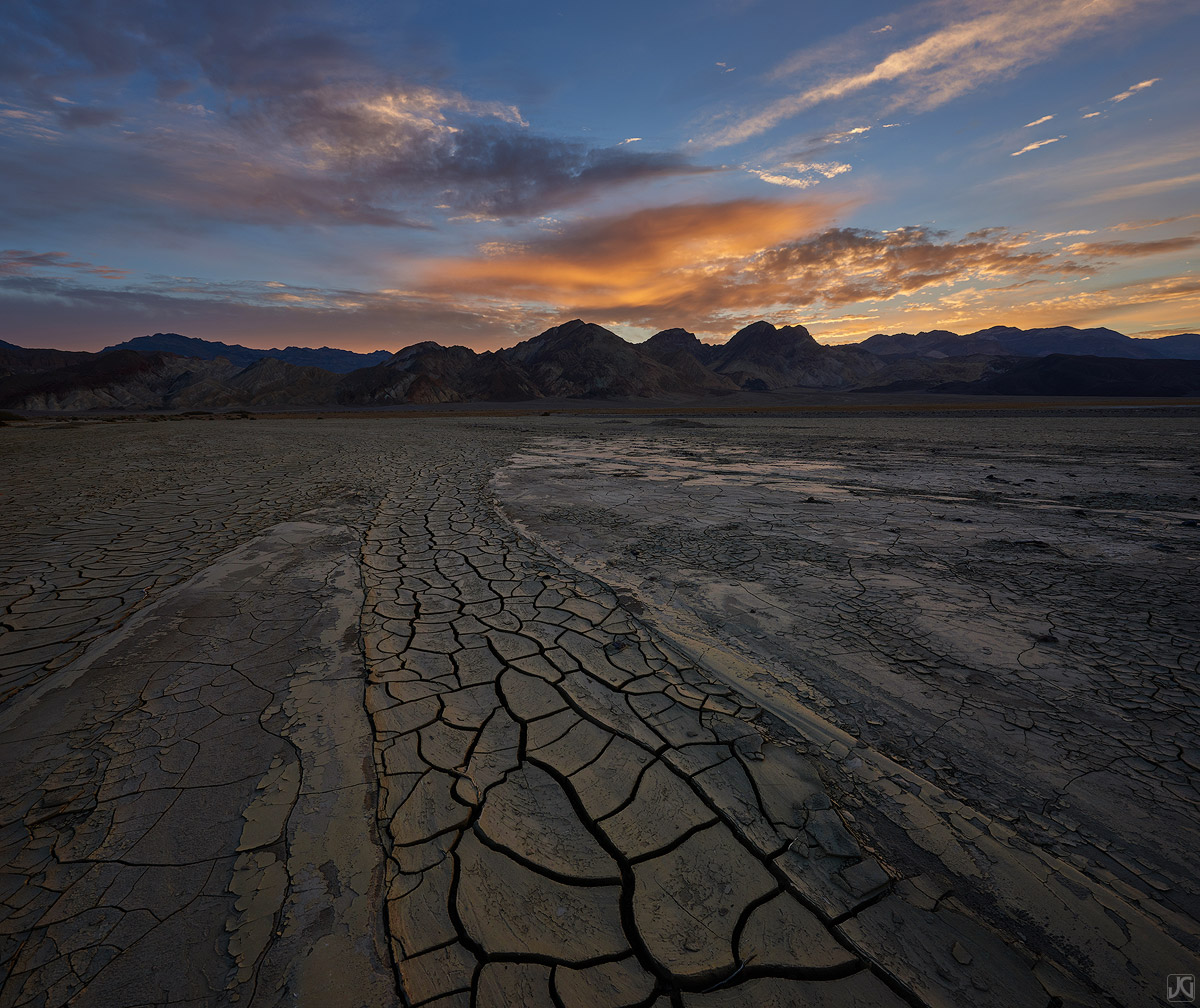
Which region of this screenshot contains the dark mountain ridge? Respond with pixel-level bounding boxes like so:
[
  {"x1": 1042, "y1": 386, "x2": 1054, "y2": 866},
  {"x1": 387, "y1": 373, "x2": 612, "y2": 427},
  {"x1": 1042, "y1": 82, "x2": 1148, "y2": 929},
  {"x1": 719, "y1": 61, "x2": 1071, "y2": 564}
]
[
  {"x1": 2, "y1": 320, "x2": 1197, "y2": 410},
  {"x1": 102, "y1": 333, "x2": 394, "y2": 373},
  {"x1": 857, "y1": 325, "x2": 1200, "y2": 360}
]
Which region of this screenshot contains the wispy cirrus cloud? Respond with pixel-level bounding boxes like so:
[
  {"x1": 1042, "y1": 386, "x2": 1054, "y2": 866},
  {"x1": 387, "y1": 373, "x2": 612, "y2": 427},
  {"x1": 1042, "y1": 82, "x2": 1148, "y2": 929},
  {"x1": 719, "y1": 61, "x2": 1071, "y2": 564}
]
[
  {"x1": 1110, "y1": 212, "x2": 1200, "y2": 231},
  {"x1": 1064, "y1": 234, "x2": 1200, "y2": 257},
  {"x1": 0, "y1": 249, "x2": 129, "y2": 279},
  {"x1": 1072, "y1": 171, "x2": 1200, "y2": 205},
  {"x1": 793, "y1": 122, "x2": 900, "y2": 155},
  {"x1": 1011, "y1": 135, "x2": 1066, "y2": 157},
  {"x1": 746, "y1": 161, "x2": 852, "y2": 189},
  {"x1": 1079, "y1": 77, "x2": 1162, "y2": 119},
  {"x1": 1108, "y1": 77, "x2": 1160, "y2": 103},
  {"x1": 703, "y1": 0, "x2": 1159, "y2": 148},
  {"x1": 1023, "y1": 114, "x2": 1054, "y2": 128}
]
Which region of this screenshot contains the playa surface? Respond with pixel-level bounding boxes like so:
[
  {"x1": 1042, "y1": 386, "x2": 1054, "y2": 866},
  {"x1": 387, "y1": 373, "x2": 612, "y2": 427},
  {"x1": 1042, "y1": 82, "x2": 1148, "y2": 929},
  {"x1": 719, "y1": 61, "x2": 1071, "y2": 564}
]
[{"x1": 1, "y1": 408, "x2": 1197, "y2": 1007}]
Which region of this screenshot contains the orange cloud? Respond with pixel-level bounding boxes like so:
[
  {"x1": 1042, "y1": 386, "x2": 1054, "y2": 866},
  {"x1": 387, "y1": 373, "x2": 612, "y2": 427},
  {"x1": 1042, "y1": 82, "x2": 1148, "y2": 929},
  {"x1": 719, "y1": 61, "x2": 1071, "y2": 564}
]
[
  {"x1": 424, "y1": 202, "x2": 1095, "y2": 335},
  {"x1": 426, "y1": 198, "x2": 842, "y2": 315}
]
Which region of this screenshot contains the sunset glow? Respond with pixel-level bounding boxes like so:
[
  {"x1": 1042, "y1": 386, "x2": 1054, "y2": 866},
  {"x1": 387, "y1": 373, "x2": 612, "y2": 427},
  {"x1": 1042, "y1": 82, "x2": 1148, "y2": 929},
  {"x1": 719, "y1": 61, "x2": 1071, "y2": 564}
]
[{"x1": 1, "y1": 0, "x2": 1196, "y2": 350}]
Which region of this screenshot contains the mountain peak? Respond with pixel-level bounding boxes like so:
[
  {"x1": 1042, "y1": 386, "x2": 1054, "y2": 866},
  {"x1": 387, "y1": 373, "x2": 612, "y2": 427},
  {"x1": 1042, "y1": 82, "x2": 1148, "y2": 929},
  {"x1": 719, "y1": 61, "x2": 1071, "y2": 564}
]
[
  {"x1": 643, "y1": 327, "x2": 702, "y2": 349},
  {"x1": 505, "y1": 319, "x2": 626, "y2": 363},
  {"x1": 725, "y1": 320, "x2": 817, "y2": 352}
]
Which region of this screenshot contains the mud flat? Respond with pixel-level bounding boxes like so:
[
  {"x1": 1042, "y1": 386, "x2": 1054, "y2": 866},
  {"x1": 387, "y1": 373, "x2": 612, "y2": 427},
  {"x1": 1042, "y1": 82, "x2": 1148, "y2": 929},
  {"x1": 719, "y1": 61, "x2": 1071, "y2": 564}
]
[{"x1": 1, "y1": 409, "x2": 1197, "y2": 1006}]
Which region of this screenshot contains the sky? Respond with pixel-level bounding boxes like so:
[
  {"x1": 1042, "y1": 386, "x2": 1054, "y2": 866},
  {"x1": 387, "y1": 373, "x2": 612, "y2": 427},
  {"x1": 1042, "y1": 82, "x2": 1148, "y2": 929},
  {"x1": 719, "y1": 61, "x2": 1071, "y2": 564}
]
[{"x1": 1, "y1": 0, "x2": 1197, "y2": 352}]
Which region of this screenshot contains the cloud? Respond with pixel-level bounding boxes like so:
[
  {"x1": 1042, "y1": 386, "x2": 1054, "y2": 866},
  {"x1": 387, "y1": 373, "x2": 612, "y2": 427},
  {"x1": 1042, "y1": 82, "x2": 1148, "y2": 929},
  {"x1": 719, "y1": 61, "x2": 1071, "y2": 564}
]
[
  {"x1": 1064, "y1": 235, "x2": 1200, "y2": 257},
  {"x1": 747, "y1": 161, "x2": 852, "y2": 188},
  {"x1": 619, "y1": 137, "x2": 642, "y2": 144},
  {"x1": 0, "y1": 249, "x2": 129, "y2": 279},
  {"x1": 1023, "y1": 114, "x2": 1054, "y2": 128},
  {"x1": 0, "y1": 270, "x2": 537, "y2": 352},
  {"x1": 0, "y1": 1, "x2": 711, "y2": 224},
  {"x1": 8, "y1": 216, "x2": 1180, "y2": 350},
  {"x1": 818, "y1": 270, "x2": 1200, "y2": 341},
  {"x1": 1078, "y1": 76, "x2": 1161, "y2": 119},
  {"x1": 704, "y1": 0, "x2": 1157, "y2": 147},
  {"x1": 1110, "y1": 212, "x2": 1200, "y2": 231},
  {"x1": 424, "y1": 202, "x2": 1094, "y2": 334},
  {"x1": 993, "y1": 273, "x2": 1200, "y2": 326},
  {"x1": 428, "y1": 199, "x2": 839, "y2": 312},
  {"x1": 1001, "y1": 137, "x2": 1200, "y2": 188},
  {"x1": 872, "y1": 25, "x2": 894, "y2": 33},
  {"x1": 1011, "y1": 135, "x2": 1066, "y2": 156},
  {"x1": 1072, "y1": 171, "x2": 1200, "y2": 205},
  {"x1": 821, "y1": 126, "x2": 873, "y2": 142},
  {"x1": 1041, "y1": 229, "x2": 1095, "y2": 240},
  {"x1": 778, "y1": 122, "x2": 900, "y2": 162},
  {"x1": 1108, "y1": 77, "x2": 1160, "y2": 102},
  {"x1": 716, "y1": 62, "x2": 736, "y2": 72}
]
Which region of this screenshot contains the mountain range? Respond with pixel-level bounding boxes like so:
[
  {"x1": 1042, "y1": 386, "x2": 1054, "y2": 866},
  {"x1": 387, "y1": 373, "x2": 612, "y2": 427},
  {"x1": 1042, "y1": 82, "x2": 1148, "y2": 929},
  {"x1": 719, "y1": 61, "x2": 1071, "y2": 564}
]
[
  {"x1": 1, "y1": 320, "x2": 1198, "y2": 411},
  {"x1": 100, "y1": 333, "x2": 394, "y2": 373},
  {"x1": 857, "y1": 325, "x2": 1200, "y2": 360}
]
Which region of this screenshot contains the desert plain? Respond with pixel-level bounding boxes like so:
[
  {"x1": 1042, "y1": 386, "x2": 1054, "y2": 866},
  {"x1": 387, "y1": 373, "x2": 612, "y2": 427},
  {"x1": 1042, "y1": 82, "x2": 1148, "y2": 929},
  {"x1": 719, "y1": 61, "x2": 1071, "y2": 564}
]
[{"x1": 1, "y1": 403, "x2": 1198, "y2": 1007}]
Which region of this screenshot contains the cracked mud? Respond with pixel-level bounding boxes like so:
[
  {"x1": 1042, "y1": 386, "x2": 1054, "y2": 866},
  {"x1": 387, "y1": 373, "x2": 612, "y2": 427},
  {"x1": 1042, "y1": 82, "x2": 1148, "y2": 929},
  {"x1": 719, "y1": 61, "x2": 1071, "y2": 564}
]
[{"x1": 1, "y1": 412, "x2": 1197, "y2": 1007}]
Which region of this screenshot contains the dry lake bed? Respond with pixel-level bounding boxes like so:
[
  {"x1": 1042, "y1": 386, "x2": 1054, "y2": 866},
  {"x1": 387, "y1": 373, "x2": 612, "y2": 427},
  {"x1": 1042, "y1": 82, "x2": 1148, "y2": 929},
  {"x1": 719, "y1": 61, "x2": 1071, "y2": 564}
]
[{"x1": 1, "y1": 407, "x2": 1198, "y2": 1007}]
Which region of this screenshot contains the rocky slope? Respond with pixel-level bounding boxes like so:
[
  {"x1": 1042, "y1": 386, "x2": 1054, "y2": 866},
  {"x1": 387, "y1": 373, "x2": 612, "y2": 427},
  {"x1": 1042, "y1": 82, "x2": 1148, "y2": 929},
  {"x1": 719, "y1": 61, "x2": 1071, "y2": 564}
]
[
  {"x1": 0, "y1": 350, "x2": 240, "y2": 411},
  {"x1": 337, "y1": 342, "x2": 541, "y2": 404},
  {"x1": 0, "y1": 339, "x2": 93, "y2": 378}
]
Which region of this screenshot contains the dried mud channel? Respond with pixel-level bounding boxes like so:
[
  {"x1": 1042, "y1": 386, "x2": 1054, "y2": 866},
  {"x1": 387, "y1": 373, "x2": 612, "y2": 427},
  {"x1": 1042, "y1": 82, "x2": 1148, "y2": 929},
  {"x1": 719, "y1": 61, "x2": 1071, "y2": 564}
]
[{"x1": 1, "y1": 412, "x2": 1197, "y2": 1007}]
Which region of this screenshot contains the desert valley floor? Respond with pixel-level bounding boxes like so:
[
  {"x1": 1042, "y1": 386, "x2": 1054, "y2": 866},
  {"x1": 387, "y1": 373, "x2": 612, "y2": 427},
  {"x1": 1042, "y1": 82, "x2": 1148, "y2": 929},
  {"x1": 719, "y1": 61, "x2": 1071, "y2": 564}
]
[{"x1": 1, "y1": 407, "x2": 1198, "y2": 1007}]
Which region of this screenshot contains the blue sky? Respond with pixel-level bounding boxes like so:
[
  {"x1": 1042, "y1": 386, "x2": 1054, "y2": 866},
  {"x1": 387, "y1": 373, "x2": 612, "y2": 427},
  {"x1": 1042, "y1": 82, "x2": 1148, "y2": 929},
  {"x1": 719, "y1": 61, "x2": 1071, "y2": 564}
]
[{"x1": 1, "y1": 0, "x2": 1197, "y2": 351}]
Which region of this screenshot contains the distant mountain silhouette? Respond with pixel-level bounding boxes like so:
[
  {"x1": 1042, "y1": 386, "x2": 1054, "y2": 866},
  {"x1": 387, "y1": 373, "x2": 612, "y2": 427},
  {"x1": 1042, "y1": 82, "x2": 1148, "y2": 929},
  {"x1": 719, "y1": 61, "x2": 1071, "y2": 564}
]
[
  {"x1": 935, "y1": 354, "x2": 1200, "y2": 397},
  {"x1": 3, "y1": 321, "x2": 1198, "y2": 410},
  {"x1": 857, "y1": 325, "x2": 1200, "y2": 360},
  {"x1": 102, "y1": 333, "x2": 394, "y2": 373}
]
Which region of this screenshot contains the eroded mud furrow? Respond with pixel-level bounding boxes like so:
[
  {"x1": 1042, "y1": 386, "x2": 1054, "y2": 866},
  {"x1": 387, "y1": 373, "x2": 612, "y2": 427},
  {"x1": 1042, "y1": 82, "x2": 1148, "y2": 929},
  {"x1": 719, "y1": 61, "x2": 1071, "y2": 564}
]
[{"x1": 359, "y1": 440, "x2": 1066, "y2": 1007}]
